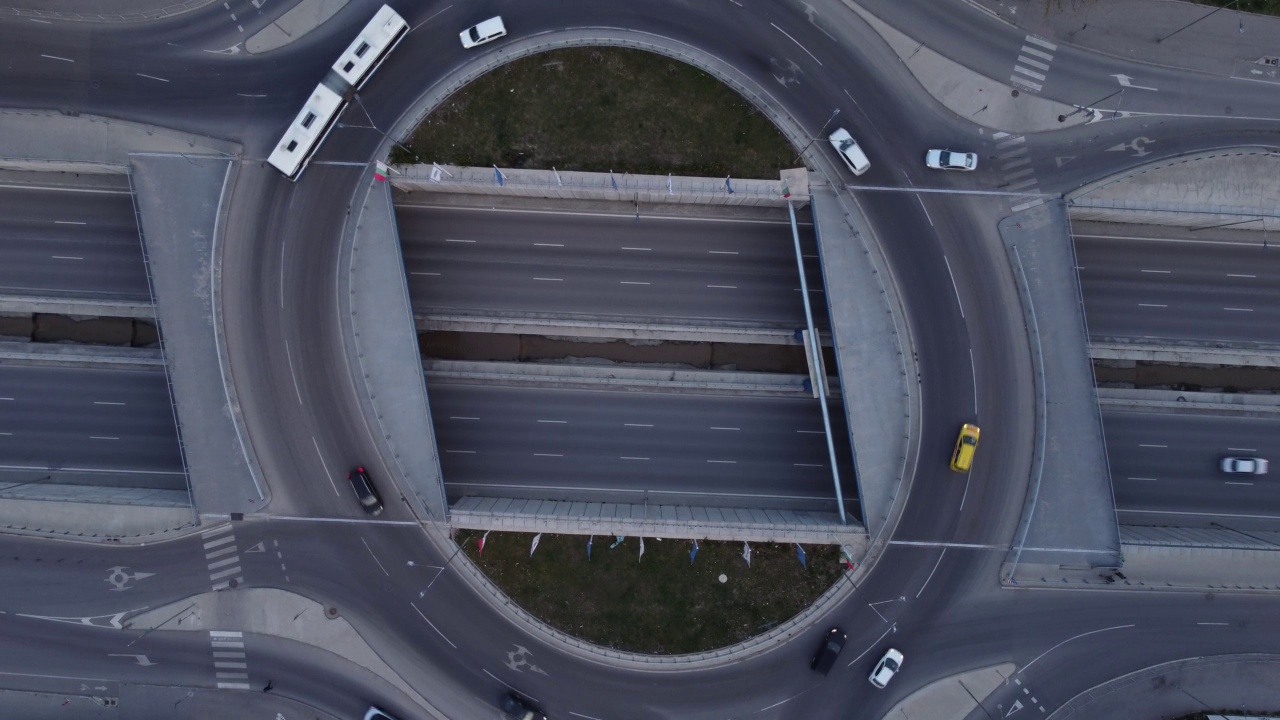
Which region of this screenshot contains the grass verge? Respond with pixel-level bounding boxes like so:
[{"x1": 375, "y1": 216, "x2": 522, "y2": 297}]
[
  {"x1": 458, "y1": 531, "x2": 846, "y2": 655},
  {"x1": 394, "y1": 47, "x2": 796, "y2": 179}
]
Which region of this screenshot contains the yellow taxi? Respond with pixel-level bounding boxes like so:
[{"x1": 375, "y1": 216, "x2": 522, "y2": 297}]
[{"x1": 950, "y1": 423, "x2": 980, "y2": 472}]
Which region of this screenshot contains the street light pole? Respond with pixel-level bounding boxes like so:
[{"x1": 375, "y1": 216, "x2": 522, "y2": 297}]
[
  {"x1": 793, "y1": 108, "x2": 840, "y2": 165},
  {"x1": 1156, "y1": 0, "x2": 1240, "y2": 43},
  {"x1": 1058, "y1": 88, "x2": 1123, "y2": 123}
]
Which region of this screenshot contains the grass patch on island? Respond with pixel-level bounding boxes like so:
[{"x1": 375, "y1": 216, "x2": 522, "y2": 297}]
[
  {"x1": 394, "y1": 47, "x2": 796, "y2": 179},
  {"x1": 458, "y1": 531, "x2": 846, "y2": 655}
]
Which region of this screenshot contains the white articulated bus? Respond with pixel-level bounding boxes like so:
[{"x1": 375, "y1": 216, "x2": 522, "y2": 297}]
[
  {"x1": 267, "y1": 83, "x2": 345, "y2": 181},
  {"x1": 332, "y1": 4, "x2": 409, "y2": 90},
  {"x1": 268, "y1": 5, "x2": 408, "y2": 181}
]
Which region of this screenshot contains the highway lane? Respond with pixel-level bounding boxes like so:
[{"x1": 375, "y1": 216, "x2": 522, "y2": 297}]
[
  {"x1": 0, "y1": 365, "x2": 184, "y2": 475},
  {"x1": 0, "y1": 185, "x2": 149, "y2": 300},
  {"x1": 398, "y1": 204, "x2": 827, "y2": 327},
  {"x1": 429, "y1": 381, "x2": 859, "y2": 513},
  {"x1": 1075, "y1": 227, "x2": 1279, "y2": 345},
  {"x1": 1105, "y1": 410, "x2": 1280, "y2": 522}
]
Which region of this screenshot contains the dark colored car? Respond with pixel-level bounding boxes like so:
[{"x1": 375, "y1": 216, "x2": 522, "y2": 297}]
[
  {"x1": 501, "y1": 693, "x2": 547, "y2": 720},
  {"x1": 810, "y1": 626, "x2": 847, "y2": 675},
  {"x1": 347, "y1": 466, "x2": 384, "y2": 516}
]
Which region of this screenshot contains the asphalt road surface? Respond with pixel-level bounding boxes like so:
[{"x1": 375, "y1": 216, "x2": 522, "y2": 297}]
[
  {"x1": 1076, "y1": 227, "x2": 1280, "y2": 345},
  {"x1": 1106, "y1": 410, "x2": 1280, "y2": 523},
  {"x1": 0, "y1": 365, "x2": 184, "y2": 477},
  {"x1": 0, "y1": 185, "x2": 149, "y2": 300},
  {"x1": 428, "y1": 382, "x2": 858, "y2": 513},
  {"x1": 398, "y1": 204, "x2": 828, "y2": 328}
]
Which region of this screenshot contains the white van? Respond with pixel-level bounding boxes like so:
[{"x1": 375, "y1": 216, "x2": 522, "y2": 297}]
[
  {"x1": 460, "y1": 16, "x2": 507, "y2": 48},
  {"x1": 828, "y1": 127, "x2": 870, "y2": 176}
]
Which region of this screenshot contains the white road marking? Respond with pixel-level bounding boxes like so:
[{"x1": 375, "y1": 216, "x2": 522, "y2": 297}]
[
  {"x1": 93, "y1": 401, "x2": 125, "y2": 406},
  {"x1": 1002, "y1": 158, "x2": 1032, "y2": 170},
  {"x1": 1225, "y1": 481, "x2": 1254, "y2": 486},
  {"x1": 916, "y1": 195, "x2": 934, "y2": 226},
  {"x1": 1021, "y1": 47, "x2": 1054, "y2": 61},
  {"x1": 916, "y1": 547, "x2": 947, "y2": 598},
  {"x1": 619, "y1": 281, "x2": 651, "y2": 285},
  {"x1": 996, "y1": 136, "x2": 1026, "y2": 149},
  {"x1": 1074, "y1": 233, "x2": 1261, "y2": 248},
  {"x1": 89, "y1": 436, "x2": 119, "y2": 440},
  {"x1": 624, "y1": 423, "x2": 653, "y2": 427},
  {"x1": 1127, "y1": 477, "x2": 1158, "y2": 482},
  {"x1": 41, "y1": 54, "x2": 74, "y2": 62},
  {"x1": 707, "y1": 285, "x2": 737, "y2": 289},
  {"x1": 445, "y1": 450, "x2": 476, "y2": 454},
  {"x1": 1227, "y1": 447, "x2": 1257, "y2": 452},
  {"x1": 1005, "y1": 167, "x2": 1035, "y2": 180},
  {"x1": 52, "y1": 256, "x2": 84, "y2": 260},
  {"x1": 708, "y1": 250, "x2": 739, "y2": 255},
  {"x1": 411, "y1": 602, "x2": 456, "y2": 648},
  {"x1": 1024, "y1": 36, "x2": 1057, "y2": 51},
  {"x1": 620, "y1": 457, "x2": 650, "y2": 461},
  {"x1": 1224, "y1": 307, "x2": 1253, "y2": 312},
  {"x1": 533, "y1": 243, "x2": 563, "y2": 247},
  {"x1": 532, "y1": 277, "x2": 563, "y2": 281},
  {"x1": 848, "y1": 625, "x2": 897, "y2": 667},
  {"x1": 533, "y1": 453, "x2": 563, "y2": 458},
  {"x1": 770, "y1": 22, "x2": 823, "y2": 66},
  {"x1": 1017, "y1": 56, "x2": 1051, "y2": 71},
  {"x1": 944, "y1": 255, "x2": 964, "y2": 318},
  {"x1": 28, "y1": 18, "x2": 51, "y2": 23},
  {"x1": 1010, "y1": 198, "x2": 1045, "y2": 212},
  {"x1": 621, "y1": 247, "x2": 651, "y2": 251},
  {"x1": 54, "y1": 220, "x2": 87, "y2": 225},
  {"x1": 794, "y1": 463, "x2": 823, "y2": 468},
  {"x1": 361, "y1": 537, "x2": 390, "y2": 577},
  {"x1": 1197, "y1": 622, "x2": 1230, "y2": 626},
  {"x1": 136, "y1": 73, "x2": 170, "y2": 83},
  {"x1": 284, "y1": 338, "x2": 303, "y2": 406},
  {"x1": 1140, "y1": 269, "x2": 1171, "y2": 274},
  {"x1": 537, "y1": 420, "x2": 567, "y2": 424},
  {"x1": 310, "y1": 436, "x2": 339, "y2": 496},
  {"x1": 1007, "y1": 178, "x2": 1039, "y2": 191},
  {"x1": 710, "y1": 427, "x2": 740, "y2": 431},
  {"x1": 1227, "y1": 274, "x2": 1256, "y2": 278},
  {"x1": 1014, "y1": 66, "x2": 1047, "y2": 81},
  {"x1": 999, "y1": 147, "x2": 1029, "y2": 159},
  {"x1": 449, "y1": 416, "x2": 480, "y2": 421},
  {"x1": 796, "y1": 430, "x2": 825, "y2": 434},
  {"x1": 1020, "y1": 624, "x2": 1134, "y2": 676},
  {"x1": 707, "y1": 460, "x2": 737, "y2": 464},
  {"x1": 445, "y1": 238, "x2": 475, "y2": 243},
  {"x1": 1138, "y1": 444, "x2": 1166, "y2": 448},
  {"x1": 1138, "y1": 303, "x2": 1167, "y2": 308}
]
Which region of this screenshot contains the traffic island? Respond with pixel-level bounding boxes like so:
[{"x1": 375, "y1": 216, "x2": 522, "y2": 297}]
[{"x1": 455, "y1": 530, "x2": 849, "y2": 655}]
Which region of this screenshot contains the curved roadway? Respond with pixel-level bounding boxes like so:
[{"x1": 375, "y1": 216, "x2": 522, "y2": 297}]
[{"x1": 1, "y1": 0, "x2": 1279, "y2": 718}]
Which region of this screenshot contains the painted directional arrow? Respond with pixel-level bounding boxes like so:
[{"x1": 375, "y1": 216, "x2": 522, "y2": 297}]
[
  {"x1": 17, "y1": 610, "x2": 138, "y2": 630},
  {"x1": 243, "y1": 542, "x2": 266, "y2": 553},
  {"x1": 1004, "y1": 699, "x2": 1025, "y2": 717},
  {"x1": 1107, "y1": 137, "x2": 1155, "y2": 157},
  {"x1": 106, "y1": 566, "x2": 155, "y2": 591},
  {"x1": 1112, "y1": 74, "x2": 1158, "y2": 91},
  {"x1": 108, "y1": 653, "x2": 157, "y2": 667}
]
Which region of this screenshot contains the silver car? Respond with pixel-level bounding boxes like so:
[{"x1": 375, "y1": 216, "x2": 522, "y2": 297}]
[{"x1": 1221, "y1": 457, "x2": 1268, "y2": 475}]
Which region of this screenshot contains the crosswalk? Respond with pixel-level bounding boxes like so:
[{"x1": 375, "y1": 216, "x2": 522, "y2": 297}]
[
  {"x1": 992, "y1": 132, "x2": 1046, "y2": 213},
  {"x1": 209, "y1": 630, "x2": 251, "y2": 690},
  {"x1": 1010, "y1": 35, "x2": 1057, "y2": 94},
  {"x1": 200, "y1": 524, "x2": 244, "y2": 591}
]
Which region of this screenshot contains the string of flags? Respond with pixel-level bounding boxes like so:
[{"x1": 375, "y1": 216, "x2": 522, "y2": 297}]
[{"x1": 480, "y1": 532, "x2": 828, "y2": 571}]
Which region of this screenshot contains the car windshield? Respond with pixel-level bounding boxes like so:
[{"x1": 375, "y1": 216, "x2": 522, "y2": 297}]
[
  {"x1": 939, "y1": 151, "x2": 953, "y2": 164},
  {"x1": 884, "y1": 657, "x2": 899, "y2": 671},
  {"x1": 469, "y1": 27, "x2": 482, "y2": 41},
  {"x1": 839, "y1": 139, "x2": 855, "y2": 152}
]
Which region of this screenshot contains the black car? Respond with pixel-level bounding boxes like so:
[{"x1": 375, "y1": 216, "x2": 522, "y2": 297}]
[
  {"x1": 501, "y1": 693, "x2": 547, "y2": 720},
  {"x1": 347, "y1": 466, "x2": 384, "y2": 516},
  {"x1": 810, "y1": 626, "x2": 847, "y2": 675}
]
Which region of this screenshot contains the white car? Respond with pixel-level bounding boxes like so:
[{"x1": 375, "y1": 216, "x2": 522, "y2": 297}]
[
  {"x1": 460, "y1": 16, "x2": 507, "y2": 48},
  {"x1": 868, "y1": 648, "x2": 904, "y2": 688},
  {"x1": 925, "y1": 149, "x2": 978, "y2": 171},
  {"x1": 1221, "y1": 457, "x2": 1269, "y2": 475},
  {"x1": 828, "y1": 127, "x2": 871, "y2": 176}
]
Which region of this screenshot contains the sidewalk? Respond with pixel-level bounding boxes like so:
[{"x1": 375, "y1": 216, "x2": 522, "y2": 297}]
[{"x1": 967, "y1": 0, "x2": 1280, "y2": 78}]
